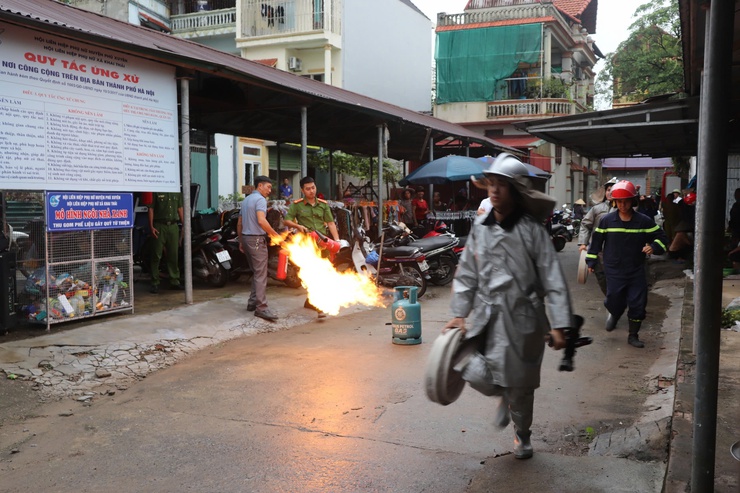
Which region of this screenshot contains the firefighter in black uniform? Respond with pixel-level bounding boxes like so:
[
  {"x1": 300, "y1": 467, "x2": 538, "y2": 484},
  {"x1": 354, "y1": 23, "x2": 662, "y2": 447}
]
[{"x1": 586, "y1": 180, "x2": 668, "y2": 348}]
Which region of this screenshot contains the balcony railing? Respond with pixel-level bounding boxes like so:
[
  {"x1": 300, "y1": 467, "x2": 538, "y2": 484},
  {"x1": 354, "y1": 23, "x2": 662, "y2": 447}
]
[
  {"x1": 487, "y1": 99, "x2": 583, "y2": 118},
  {"x1": 437, "y1": 4, "x2": 567, "y2": 28},
  {"x1": 170, "y1": 0, "x2": 236, "y2": 15},
  {"x1": 240, "y1": 0, "x2": 341, "y2": 39},
  {"x1": 171, "y1": 7, "x2": 237, "y2": 33}
]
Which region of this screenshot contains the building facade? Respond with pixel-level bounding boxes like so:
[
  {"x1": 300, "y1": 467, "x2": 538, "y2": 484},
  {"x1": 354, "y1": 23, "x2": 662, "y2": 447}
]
[
  {"x1": 432, "y1": 0, "x2": 603, "y2": 206},
  {"x1": 171, "y1": 0, "x2": 432, "y2": 199}
]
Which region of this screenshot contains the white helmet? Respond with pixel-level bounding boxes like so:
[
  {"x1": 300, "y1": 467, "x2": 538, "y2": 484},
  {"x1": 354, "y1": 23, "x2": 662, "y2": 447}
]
[{"x1": 483, "y1": 152, "x2": 531, "y2": 180}]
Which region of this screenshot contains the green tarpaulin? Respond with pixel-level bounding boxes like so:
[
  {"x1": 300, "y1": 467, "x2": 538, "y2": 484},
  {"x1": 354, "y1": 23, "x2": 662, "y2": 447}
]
[{"x1": 435, "y1": 24, "x2": 543, "y2": 104}]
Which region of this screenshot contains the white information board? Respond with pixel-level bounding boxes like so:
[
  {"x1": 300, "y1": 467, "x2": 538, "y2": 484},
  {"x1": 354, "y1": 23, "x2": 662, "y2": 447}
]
[{"x1": 0, "y1": 23, "x2": 180, "y2": 192}]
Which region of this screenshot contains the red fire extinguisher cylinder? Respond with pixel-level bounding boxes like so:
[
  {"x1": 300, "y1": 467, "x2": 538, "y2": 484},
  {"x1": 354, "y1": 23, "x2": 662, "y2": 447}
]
[{"x1": 276, "y1": 248, "x2": 289, "y2": 280}]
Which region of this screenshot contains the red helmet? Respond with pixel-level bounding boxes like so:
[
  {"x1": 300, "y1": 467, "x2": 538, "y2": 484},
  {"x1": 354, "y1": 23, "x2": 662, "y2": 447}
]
[
  {"x1": 684, "y1": 192, "x2": 696, "y2": 206},
  {"x1": 610, "y1": 180, "x2": 637, "y2": 200}
]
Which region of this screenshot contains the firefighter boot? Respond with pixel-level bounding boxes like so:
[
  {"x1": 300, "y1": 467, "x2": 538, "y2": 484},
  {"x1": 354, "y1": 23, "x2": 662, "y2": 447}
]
[
  {"x1": 513, "y1": 431, "x2": 533, "y2": 459},
  {"x1": 605, "y1": 312, "x2": 620, "y2": 332},
  {"x1": 628, "y1": 319, "x2": 645, "y2": 348}
]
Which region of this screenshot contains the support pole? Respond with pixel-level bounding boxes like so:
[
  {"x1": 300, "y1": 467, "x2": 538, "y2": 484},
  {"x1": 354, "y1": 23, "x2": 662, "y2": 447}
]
[
  {"x1": 179, "y1": 76, "x2": 193, "y2": 304},
  {"x1": 301, "y1": 107, "x2": 308, "y2": 177},
  {"x1": 378, "y1": 125, "x2": 384, "y2": 237},
  {"x1": 329, "y1": 150, "x2": 334, "y2": 199},
  {"x1": 276, "y1": 142, "x2": 282, "y2": 194},
  {"x1": 232, "y1": 136, "x2": 238, "y2": 201},
  {"x1": 206, "y1": 133, "x2": 212, "y2": 207},
  {"x1": 691, "y1": 1, "x2": 734, "y2": 491}
]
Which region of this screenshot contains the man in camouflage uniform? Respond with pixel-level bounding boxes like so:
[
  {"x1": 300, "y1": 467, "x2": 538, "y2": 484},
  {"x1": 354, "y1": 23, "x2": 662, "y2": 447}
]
[
  {"x1": 148, "y1": 192, "x2": 184, "y2": 293},
  {"x1": 284, "y1": 176, "x2": 340, "y2": 318}
]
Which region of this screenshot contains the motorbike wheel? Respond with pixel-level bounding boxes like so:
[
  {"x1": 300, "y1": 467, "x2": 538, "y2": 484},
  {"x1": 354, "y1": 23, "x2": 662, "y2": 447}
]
[
  {"x1": 430, "y1": 255, "x2": 457, "y2": 286},
  {"x1": 396, "y1": 263, "x2": 427, "y2": 298},
  {"x1": 228, "y1": 270, "x2": 241, "y2": 281},
  {"x1": 553, "y1": 236, "x2": 567, "y2": 252},
  {"x1": 208, "y1": 264, "x2": 229, "y2": 288}
]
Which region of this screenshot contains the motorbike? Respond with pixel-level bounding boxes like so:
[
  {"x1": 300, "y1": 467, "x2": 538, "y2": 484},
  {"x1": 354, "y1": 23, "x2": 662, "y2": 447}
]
[
  {"x1": 131, "y1": 210, "x2": 231, "y2": 288},
  {"x1": 546, "y1": 214, "x2": 569, "y2": 252},
  {"x1": 420, "y1": 220, "x2": 466, "y2": 259},
  {"x1": 383, "y1": 222, "x2": 459, "y2": 286},
  {"x1": 333, "y1": 225, "x2": 429, "y2": 298},
  {"x1": 551, "y1": 208, "x2": 574, "y2": 242},
  {"x1": 219, "y1": 209, "x2": 302, "y2": 288},
  {"x1": 190, "y1": 226, "x2": 231, "y2": 288}
]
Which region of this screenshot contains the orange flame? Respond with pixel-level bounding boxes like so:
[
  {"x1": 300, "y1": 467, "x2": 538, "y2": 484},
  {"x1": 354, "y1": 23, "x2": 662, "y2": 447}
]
[{"x1": 282, "y1": 233, "x2": 386, "y2": 315}]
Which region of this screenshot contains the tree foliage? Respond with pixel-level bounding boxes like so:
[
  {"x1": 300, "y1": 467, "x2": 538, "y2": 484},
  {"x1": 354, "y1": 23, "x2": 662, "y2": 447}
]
[
  {"x1": 596, "y1": 0, "x2": 683, "y2": 107},
  {"x1": 308, "y1": 150, "x2": 403, "y2": 185}
]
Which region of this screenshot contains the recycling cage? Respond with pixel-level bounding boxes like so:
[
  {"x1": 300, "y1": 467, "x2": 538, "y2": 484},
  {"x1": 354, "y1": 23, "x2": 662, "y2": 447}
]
[{"x1": 17, "y1": 224, "x2": 134, "y2": 330}]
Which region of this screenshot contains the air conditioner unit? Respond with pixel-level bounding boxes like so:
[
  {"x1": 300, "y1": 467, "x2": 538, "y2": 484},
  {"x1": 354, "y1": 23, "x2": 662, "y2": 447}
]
[{"x1": 288, "y1": 57, "x2": 302, "y2": 72}]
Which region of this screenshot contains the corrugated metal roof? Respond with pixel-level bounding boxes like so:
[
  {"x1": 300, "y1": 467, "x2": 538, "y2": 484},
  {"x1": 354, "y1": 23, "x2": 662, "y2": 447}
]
[
  {"x1": 0, "y1": 0, "x2": 515, "y2": 160},
  {"x1": 603, "y1": 157, "x2": 674, "y2": 170},
  {"x1": 495, "y1": 135, "x2": 544, "y2": 148}
]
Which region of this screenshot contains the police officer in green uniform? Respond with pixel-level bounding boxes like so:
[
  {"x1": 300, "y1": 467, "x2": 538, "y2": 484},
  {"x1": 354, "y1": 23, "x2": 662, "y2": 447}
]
[
  {"x1": 148, "y1": 192, "x2": 184, "y2": 293},
  {"x1": 284, "y1": 176, "x2": 340, "y2": 317}
]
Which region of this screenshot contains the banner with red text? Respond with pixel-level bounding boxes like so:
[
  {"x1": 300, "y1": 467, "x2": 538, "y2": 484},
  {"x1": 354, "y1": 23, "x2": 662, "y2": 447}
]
[{"x1": 0, "y1": 23, "x2": 180, "y2": 192}]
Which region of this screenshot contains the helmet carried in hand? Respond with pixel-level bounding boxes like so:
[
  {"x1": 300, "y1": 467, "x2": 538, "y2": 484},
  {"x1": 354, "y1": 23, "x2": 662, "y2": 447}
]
[{"x1": 683, "y1": 192, "x2": 696, "y2": 206}]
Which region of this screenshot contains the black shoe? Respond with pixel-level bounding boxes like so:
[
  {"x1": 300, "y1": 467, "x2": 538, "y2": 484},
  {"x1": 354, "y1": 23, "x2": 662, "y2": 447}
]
[
  {"x1": 605, "y1": 313, "x2": 619, "y2": 332},
  {"x1": 628, "y1": 334, "x2": 645, "y2": 348},
  {"x1": 247, "y1": 303, "x2": 257, "y2": 312},
  {"x1": 149, "y1": 285, "x2": 159, "y2": 294},
  {"x1": 170, "y1": 284, "x2": 185, "y2": 290},
  {"x1": 559, "y1": 357, "x2": 574, "y2": 372}
]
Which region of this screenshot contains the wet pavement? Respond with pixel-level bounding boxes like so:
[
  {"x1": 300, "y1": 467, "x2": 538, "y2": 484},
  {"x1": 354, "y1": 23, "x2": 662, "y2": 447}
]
[{"x1": 0, "y1": 244, "x2": 737, "y2": 492}]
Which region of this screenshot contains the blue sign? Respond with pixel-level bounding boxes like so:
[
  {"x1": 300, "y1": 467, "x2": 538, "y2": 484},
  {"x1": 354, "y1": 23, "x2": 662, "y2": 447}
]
[{"x1": 46, "y1": 192, "x2": 134, "y2": 232}]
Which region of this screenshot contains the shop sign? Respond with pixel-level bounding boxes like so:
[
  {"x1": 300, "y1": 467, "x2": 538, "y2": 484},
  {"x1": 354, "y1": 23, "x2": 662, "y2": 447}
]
[
  {"x1": 0, "y1": 22, "x2": 179, "y2": 192},
  {"x1": 46, "y1": 192, "x2": 134, "y2": 231}
]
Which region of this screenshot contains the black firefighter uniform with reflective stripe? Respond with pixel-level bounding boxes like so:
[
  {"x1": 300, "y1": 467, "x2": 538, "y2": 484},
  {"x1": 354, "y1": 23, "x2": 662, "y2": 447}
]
[
  {"x1": 586, "y1": 210, "x2": 668, "y2": 320},
  {"x1": 285, "y1": 198, "x2": 334, "y2": 235}
]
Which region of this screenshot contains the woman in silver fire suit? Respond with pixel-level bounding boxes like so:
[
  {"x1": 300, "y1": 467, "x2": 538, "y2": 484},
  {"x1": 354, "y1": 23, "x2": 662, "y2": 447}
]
[{"x1": 444, "y1": 153, "x2": 573, "y2": 460}]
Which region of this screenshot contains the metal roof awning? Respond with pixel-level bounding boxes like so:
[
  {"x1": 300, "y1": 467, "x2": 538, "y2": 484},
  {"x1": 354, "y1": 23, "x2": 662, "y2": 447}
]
[
  {"x1": 0, "y1": 0, "x2": 513, "y2": 162},
  {"x1": 494, "y1": 135, "x2": 545, "y2": 149},
  {"x1": 515, "y1": 97, "x2": 701, "y2": 159},
  {"x1": 602, "y1": 157, "x2": 673, "y2": 170}
]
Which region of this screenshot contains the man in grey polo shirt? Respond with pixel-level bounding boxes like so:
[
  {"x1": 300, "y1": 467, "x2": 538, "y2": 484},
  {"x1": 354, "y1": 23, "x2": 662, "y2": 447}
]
[{"x1": 236, "y1": 176, "x2": 281, "y2": 321}]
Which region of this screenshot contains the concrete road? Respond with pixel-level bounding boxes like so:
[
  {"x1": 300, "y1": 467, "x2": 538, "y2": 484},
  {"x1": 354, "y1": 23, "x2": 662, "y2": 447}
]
[{"x1": 0, "y1": 242, "x2": 685, "y2": 492}]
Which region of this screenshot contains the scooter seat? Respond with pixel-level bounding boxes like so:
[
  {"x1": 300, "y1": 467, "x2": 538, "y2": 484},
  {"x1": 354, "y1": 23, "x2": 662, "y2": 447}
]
[
  {"x1": 378, "y1": 245, "x2": 421, "y2": 258},
  {"x1": 411, "y1": 235, "x2": 458, "y2": 253}
]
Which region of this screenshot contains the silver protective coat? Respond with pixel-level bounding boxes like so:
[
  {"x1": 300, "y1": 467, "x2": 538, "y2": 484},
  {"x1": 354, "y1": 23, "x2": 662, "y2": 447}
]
[
  {"x1": 451, "y1": 213, "x2": 573, "y2": 388},
  {"x1": 577, "y1": 200, "x2": 614, "y2": 246}
]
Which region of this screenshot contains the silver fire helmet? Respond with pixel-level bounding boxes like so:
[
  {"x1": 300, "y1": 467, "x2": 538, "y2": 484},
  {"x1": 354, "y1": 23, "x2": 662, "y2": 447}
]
[{"x1": 484, "y1": 152, "x2": 531, "y2": 180}]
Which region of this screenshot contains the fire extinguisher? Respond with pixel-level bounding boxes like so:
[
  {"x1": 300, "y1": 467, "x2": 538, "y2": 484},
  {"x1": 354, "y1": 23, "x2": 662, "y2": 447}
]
[
  {"x1": 276, "y1": 248, "x2": 289, "y2": 280},
  {"x1": 310, "y1": 230, "x2": 341, "y2": 255}
]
